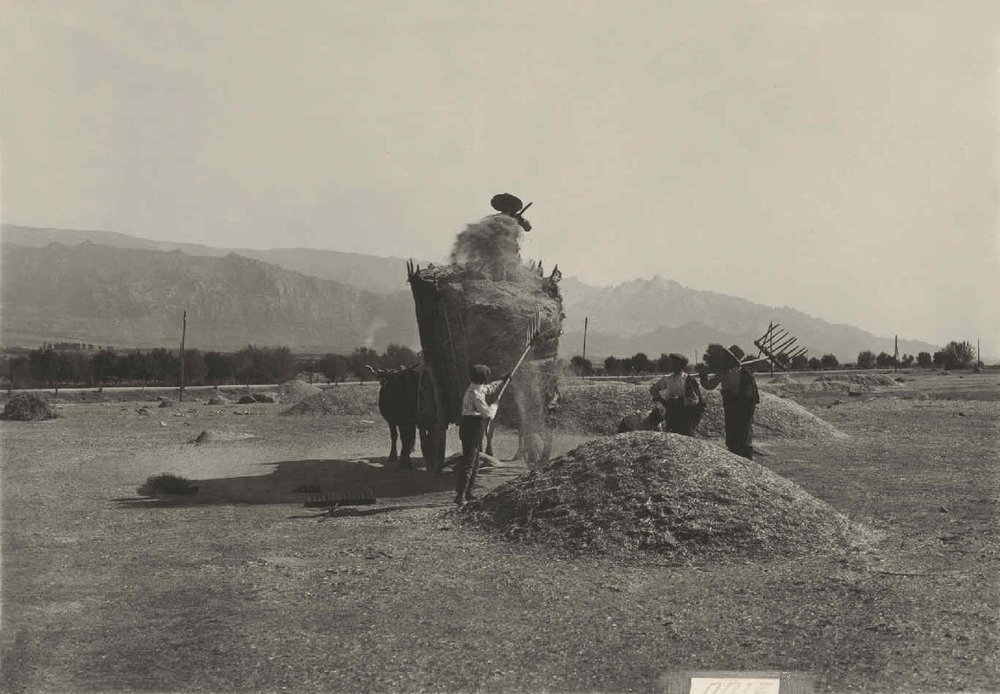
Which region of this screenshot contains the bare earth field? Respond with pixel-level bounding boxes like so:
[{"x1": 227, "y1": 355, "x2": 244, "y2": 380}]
[{"x1": 2, "y1": 371, "x2": 998, "y2": 693}]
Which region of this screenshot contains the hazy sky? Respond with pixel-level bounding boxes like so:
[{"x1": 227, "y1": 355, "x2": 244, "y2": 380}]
[{"x1": 2, "y1": 1, "x2": 999, "y2": 349}]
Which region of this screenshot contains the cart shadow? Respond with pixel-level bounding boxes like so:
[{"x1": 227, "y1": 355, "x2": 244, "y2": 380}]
[{"x1": 114, "y1": 456, "x2": 455, "y2": 509}]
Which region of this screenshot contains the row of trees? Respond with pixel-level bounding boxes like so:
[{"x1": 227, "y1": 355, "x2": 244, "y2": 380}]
[
  {"x1": 2, "y1": 339, "x2": 981, "y2": 390},
  {"x1": 568, "y1": 340, "x2": 981, "y2": 376},
  {"x1": 1, "y1": 343, "x2": 422, "y2": 392}
]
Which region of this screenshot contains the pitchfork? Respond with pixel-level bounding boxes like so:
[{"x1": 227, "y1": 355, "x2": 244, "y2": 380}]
[{"x1": 485, "y1": 311, "x2": 543, "y2": 438}]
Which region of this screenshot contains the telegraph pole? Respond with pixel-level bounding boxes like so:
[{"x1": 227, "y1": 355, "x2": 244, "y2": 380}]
[
  {"x1": 582, "y1": 317, "x2": 589, "y2": 362},
  {"x1": 179, "y1": 310, "x2": 187, "y2": 402}
]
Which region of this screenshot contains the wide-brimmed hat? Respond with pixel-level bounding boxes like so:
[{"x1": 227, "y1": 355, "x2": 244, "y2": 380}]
[
  {"x1": 706, "y1": 343, "x2": 741, "y2": 370},
  {"x1": 667, "y1": 353, "x2": 689, "y2": 369}
]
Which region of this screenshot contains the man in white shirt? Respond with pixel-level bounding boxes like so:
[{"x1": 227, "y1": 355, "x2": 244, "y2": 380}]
[
  {"x1": 456, "y1": 364, "x2": 510, "y2": 505},
  {"x1": 649, "y1": 353, "x2": 703, "y2": 435}
]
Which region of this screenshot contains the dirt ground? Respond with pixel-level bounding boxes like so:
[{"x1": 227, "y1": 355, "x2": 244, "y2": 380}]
[{"x1": 1, "y1": 371, "x2": 998, "y2": 693}]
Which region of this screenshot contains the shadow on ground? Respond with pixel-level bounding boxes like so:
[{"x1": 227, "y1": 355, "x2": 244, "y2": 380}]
[{"x1": 115, "y1": 457, "x2": 457, "y2": 508}]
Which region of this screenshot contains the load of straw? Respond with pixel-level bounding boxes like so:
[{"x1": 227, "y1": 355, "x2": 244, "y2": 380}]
[
  {"x1": 410, "y1": 214, "x2": 563, "y2": 433},
  {"x1": 0, "y1": 394, "x2": 57, "y2": 421},
  {"x1": 460, "y1": 432, "x2": 862, "y2": 561}
]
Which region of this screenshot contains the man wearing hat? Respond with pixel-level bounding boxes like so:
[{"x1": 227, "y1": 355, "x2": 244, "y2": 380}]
[
  {"x1": 649, "y1": 353, "x2": 703, "y2": 435},
  {"x1": 455, "y1": 364, "x2": 510, "y2": 505},
  {"x1": 699, "y1": 344, "x2": 760, "y2": 459}
]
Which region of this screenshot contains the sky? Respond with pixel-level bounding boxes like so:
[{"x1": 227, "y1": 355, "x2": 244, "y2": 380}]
[{"x1": 2, "y1": 0, "x2": 999, "y2": 350}]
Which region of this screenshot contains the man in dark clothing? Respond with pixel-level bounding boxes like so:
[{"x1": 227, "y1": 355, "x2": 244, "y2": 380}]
[{"x1": 699, "y1": 344, "x2": 760, "y2": 459}]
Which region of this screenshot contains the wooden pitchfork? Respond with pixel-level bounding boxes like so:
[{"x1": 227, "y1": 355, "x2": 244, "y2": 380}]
[{"x1": 485, "y1": 311, "x2": 542, "y2": 437}]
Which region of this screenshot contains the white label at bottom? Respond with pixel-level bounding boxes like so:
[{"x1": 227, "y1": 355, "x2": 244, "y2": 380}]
[{"x1": 689, "y1": 677, "x2": 781, "y2": 694}]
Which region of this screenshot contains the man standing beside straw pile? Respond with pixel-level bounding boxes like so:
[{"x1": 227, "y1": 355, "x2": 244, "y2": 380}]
[
  {"x1": 649, "y1": 353, "x2": 703, "y2": 435},
  {"x1": 699, "y1": 345, "x2": 760, "y2": 460},
  {"x1": 456, "y1": 364, "x2": 510, "y2": 505}
]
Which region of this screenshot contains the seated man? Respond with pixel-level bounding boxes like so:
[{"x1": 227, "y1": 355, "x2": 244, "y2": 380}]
[{"x1": 617, "y1": 404, "x2": 665, "y2": 433}]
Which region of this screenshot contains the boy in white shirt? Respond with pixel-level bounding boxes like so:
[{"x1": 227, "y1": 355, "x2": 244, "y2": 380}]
[{"x1": 456, "y1": 364, "x2": 510, "y2": 505}]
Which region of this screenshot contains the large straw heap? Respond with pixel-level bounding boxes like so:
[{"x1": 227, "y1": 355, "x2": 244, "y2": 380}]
[{"x1": 461, "y1": 432, "x2": 864, "y2": 562}]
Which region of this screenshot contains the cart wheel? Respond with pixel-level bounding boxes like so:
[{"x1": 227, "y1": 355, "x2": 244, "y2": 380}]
[{"x1": 417, "y1": 367, "x2": 447, "y2": 473}]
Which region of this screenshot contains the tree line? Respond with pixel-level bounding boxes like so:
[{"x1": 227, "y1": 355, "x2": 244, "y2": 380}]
[
  {"x1": 569, "y1": 340, "x2": 981, "y2": 376},
  {"x1": 0, "y1": 343, "x2": 422, "y2": 393}
]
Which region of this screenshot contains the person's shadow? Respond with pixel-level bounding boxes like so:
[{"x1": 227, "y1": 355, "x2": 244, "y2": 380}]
[{"x1": 115, "y1": 457, "x2": 455, "y2": 510}]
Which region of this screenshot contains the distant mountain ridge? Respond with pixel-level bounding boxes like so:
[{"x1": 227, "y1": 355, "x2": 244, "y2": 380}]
[
  {"x1": 0, "y1": 224, "x2": 941, "y2": 358},
  {"x1": 1, "y1": 223, "x2": 423, "y2": 294},
  {"x1": 558, "y1": 275, "x2": 939, "y2": 361},
  {"x1": 1, "y1": 241, "x2": 418, "y2": 351}
]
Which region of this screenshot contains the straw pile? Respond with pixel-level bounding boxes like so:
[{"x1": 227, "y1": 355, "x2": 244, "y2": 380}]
[
  {"x1": 190, "y1": 429, "x2": 255, "y2": 444},
  {"x1": 275, "y1": 380, "x2": 323, "y2": 402},
  {"x1": 815, "y1": 373, "x2": 898, "y2": 387},
  {"x1": 451, "y1": 214, "x2": 537, "y2": 283},
  {"x1": 281, "y1": 387, "x2": 379, "y2": 416},
  {"x1": 0, "y1": 394, "x2": 57, "y2": 421},
  {"x1": 555, "y1": 382, "x2": 845, "y2": 440},
  {"x1": 460, "y1": 432, "x2": 860, "y2": 561}
]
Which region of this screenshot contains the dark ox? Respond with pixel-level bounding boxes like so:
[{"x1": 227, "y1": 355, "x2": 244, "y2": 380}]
[{"x1": 366, "y1": 365, "x2": 420, "y2": 468}]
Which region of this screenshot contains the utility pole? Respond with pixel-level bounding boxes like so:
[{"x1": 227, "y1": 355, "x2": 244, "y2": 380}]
[
  {"x1": 894, "y1": 334, "x2": 899, "y2": 372},
  {"x1": 769, "y1": 321, "x2": 775, "y2": 377},
  {"x1": 582, "y1": 317, "x2": 589, "y2": 363},
  {"x1": 179, "y1": 310, "x2": 187, "y2": 402},
  {"x1": 978, "y1": 338, "x2": 981, "y2": 367}
]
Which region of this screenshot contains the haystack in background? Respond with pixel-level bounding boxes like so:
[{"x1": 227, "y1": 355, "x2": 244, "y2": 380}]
[
  {"x1": 555, "y1": 382, "x2": 846, "y2": 440},
  {"x1": 281, "y1": 388, "x2": 379, "y2": 416},
  {"x1": 815, "y1": 373, "x2": 898, "y2": 387},
  {"x1": 275, "y1": 379, "x2": 323, "y2": 402},
  {"x1": 765, "y1": 372, "x2": 900, "y2": 397},
  {"x1": 461, "y1": 432, "x2": 863, "y2": 561},
  {"x1": 0, "y1": 394, "x2": 57, "y2": 421}
]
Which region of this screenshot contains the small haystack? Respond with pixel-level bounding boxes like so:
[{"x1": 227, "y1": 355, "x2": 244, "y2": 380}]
[
  {"x1": 190, "y1": 429, "x2": 255, "y2": 444},
  {"x1": 555, "y1": 383, "x2": 845, "y2": 440},
  {"x1": 138, "y1": 473, "x2": 198, "y2": 496},
  {"x1": 158, "y1": 399, "x2": 177, "y2": 408},
  {"x1": 207, "y1": 395, "x2": 231, "y2": 405},
  {"x1": 0, "y1": 394, "x2": 57, "y2": 421},
  {"x1": 815, "y1": 373, "x2": 898, "y2": 387},
  {"x1": 275, "y1": 380, "x2": 322, "y2": 402},
  {"x1": 281, "y1": 388, "x2": 379, "y2": 416},
  {"x1": 461, "y1": 432, "x2": 861, "y2": 561}
]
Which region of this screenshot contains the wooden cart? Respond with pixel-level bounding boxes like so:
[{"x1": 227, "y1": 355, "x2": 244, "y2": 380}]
[{"x1": 407, "y1": 261, "x2": 562, "y2": 472}]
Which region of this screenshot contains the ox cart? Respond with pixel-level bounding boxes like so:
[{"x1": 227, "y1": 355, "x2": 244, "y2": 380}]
[{"x1": 406, "y1": 260, "x2": 563, "y2": 472}]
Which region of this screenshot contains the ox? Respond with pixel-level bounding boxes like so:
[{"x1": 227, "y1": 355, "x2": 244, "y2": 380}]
[{"x1": 366, "y1": 364, "x2": 421, "y2": 469}]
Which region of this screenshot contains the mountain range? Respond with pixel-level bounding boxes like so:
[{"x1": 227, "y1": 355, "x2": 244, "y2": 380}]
[{"x1": 0, "y1": 224, "x2": 940, "y2": 359}]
